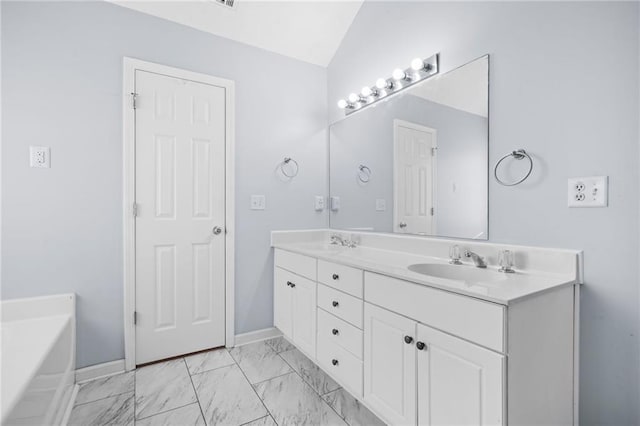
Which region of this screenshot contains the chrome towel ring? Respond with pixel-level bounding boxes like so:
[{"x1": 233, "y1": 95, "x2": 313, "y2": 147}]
[
  {"x1": 494, "y1": 149, "x2": 533, "y2": 186},
  {"x1": 357, "y1": 164, "x2": 371, "y2": 183},
  {"x1": 280, "y1": 157, "x2": 299, "y2": 178}
]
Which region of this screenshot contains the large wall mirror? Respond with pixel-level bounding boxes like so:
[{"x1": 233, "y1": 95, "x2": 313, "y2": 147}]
[{"x1": 329, "y1": 55, "x2": 489, "y2": 239}]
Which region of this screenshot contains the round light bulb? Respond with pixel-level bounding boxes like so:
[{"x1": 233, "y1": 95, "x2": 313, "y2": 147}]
[
  {"x1": 361, "y1": 86, "x2": 373, "y2": 97},
  {"x1": 375, "y1": 78, "x2": 388, "y2": 89},
  {"x1": 411, "y1": 58, "x2": 425, "y2": 71},
  {"x1": 348, "y1": 93, "x2": 359, "y2": 103},
  {"x1": 337, "y1": 99, "x2": 348, "y2": 109},
  {"x1": 392, "y1": 68, "x2": 407, "y2": 81}
]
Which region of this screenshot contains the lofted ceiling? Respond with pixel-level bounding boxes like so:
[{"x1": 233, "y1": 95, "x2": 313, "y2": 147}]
[{"x1": 107, "y1": 0, "x2": 364, "y2": 67}]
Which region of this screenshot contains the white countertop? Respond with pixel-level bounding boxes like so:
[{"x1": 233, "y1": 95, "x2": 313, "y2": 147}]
[{"x1": 273, "y1": 242, "x2": 578, "y2": 305}]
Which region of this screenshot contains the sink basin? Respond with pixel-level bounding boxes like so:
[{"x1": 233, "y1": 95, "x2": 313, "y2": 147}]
[{"x1": 407, "y1": 263, "x2": 508, "y2": 284}]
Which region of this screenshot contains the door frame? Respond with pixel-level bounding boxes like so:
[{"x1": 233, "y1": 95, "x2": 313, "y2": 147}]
[
  {"x1": 122, "y1": 57, "x2": 235, "y2": 371},
  {"x1": 392, "y1": 119, "x2": 437, "y2": 235}
]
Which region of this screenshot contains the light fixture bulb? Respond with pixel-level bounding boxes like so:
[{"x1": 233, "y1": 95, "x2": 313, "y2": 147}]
[
  {"x1": 376, "y1": 78, "x2": 389, "y2": 89},
  {"x1": 337, "y1": 99, "x2": 348, "y2": 109},
  {"x1": 348, "y1": 93, "x2": 360, "y2": 103},
  {"x1": 411, "y1": 58, "x2": 425, "y2": 71},
  {"x1": 392, "y1": 68, "x2": 407, "y2": 81},
  {"x1": 361, "y1": 86, "x2": 377, "y2": 98}
]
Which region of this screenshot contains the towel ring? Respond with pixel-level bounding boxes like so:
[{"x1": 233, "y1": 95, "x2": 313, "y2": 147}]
[
  {"x1": 494, "y1": 149, "x2": 533, "y2": 186},
  {"x1": 357, "y1": 164, "x2": 371, "y2": 183},
  {"x1": 280, "y1": 157, "x2": 299, "y2": 178}
]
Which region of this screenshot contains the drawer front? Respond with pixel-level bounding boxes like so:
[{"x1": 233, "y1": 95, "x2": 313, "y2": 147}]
[
  {"x1": 274, "y1": 249, "x2": 317, "y2": 281},
  {"x1": 318, "y1": 284, "x2": 363, "y2": 329},
  {"x1": 317, "y1": 335, "x2": 363, "y2": 397},
  {"x1": 317, "y1": 308, "x2": 363, "y2": 359},
  {"x1": 318, "y1": 260, "x2": 363, "y2": 298},
  {"x1": 365, "y1": 272, "x2": 505, "y2": 352}
]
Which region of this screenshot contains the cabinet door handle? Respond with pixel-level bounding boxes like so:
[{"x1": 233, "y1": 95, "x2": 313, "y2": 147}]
[
  {"x1": 332, "y1": 359, "x2": 339, "y2": 366},
  {"x1": 332, "y1": 301, "x2": 339, "y2": 307},
  {"x1": 404, "y1": 335, "x2": 414, "y2": 344},
  {"x1": 416, "y1": 341, "x2": 426, "y2": 350},
  {"x1": 287, "y1": 281, "x2": 295, "y2": 288},
  {"x1": 332, "y1": 328, "x2": 339, "y2": 335},
  {"x1": 332, "y1": 274, "x2": 339, "y2": 280}
]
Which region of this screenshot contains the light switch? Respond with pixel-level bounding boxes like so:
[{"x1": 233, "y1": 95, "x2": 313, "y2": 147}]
[
  {"x1": 251, "y1": 195, "x2": 266, "y2": 210},
  {"x1": 30, "y1": 146, "x2": 50, "y2": 168},
  {"x1": 567, "y1": 176, "x2": 608, "y2": 207},
  {"x1": 375, "y1": 199, "x2": 386, "y2": 211},
  {"x1": 314, "y1": 196, "x2": 325, "y2": 211}
]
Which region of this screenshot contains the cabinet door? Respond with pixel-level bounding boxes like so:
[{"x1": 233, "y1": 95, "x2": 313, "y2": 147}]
[
  {"x1": 273, "y1": 267, "x2": 293, "y2": 338},
  {"x1": 364, "y1": 303, "x2": 417, "y2": 426},
  {"x1": 417, "y1": 323, "x2": 505, "y2": 426},
  {"x1": 292, "y1": 277, "x2": 317, "y2": 356}
]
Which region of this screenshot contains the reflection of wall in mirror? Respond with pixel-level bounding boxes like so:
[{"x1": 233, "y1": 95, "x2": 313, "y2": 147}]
[{"x1": 330, "y1": 94, "x2": 488, "y2": 239}]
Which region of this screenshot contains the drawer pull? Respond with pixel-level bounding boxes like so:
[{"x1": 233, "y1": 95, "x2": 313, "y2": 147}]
[
  {"x1": 286, "y1": 281, "x2": 296, "y2": 288},
  {"x1": 404, "y1": 335, "x2": 414, "y2": 344},
  {"x1": 332, "y1": 328, "x2": 339, "y2": 335},
  {"x1": 332, "y1": 359, "x2": 339, "y2": 366},
  {"x1": 332, "y1": 274, "x2": 340, "y2": 280},
  {"x1": 332, "y1": 301, "x2": 339, "y2": 307},
  {"x1": 416, "y1": 341, "x2": 426, "y2": 351}
]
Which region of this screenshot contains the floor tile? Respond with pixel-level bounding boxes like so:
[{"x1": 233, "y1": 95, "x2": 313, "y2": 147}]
[
  {"x1": 192, "y1": 364, "x2": 267, "y2": 426},
  {"x1": 280, "y1": 348, "x2": 340, "y2": 395},
  {"x1": 75, "y1": 372, "x2": 134, "y2": 405},
  {"x1": 323, "y1": 388, "x2": 386, "y2": 426},
  {"x1": 230, "y1": 340, "x2": 292, "y2": 384},
  {"x1": 254, "y1": 372, "x2": 347, "y2": 426},
  {"x1": 185, "y1": 348, "x2": 235, "y2": 375},
  {"x1": 135, "y1": 359, "x2": 197, "y2": 419},
  {"x1": 241, "y1": 415, "x2": 277, "y2": 426},
  {"x1": 136, "y1": 403, "x2": 205, "y2": 426},
  {"x1": 264, "y1": 336, "x2": 296, "y2": 353},
  {"x1": 68, "y1": 392, "x2": 134, "y2": 426}
]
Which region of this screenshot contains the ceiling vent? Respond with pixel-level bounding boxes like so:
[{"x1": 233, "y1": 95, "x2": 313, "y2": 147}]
[{"x1": 213, "y1": 0, "x2": 235, "y2": 9}]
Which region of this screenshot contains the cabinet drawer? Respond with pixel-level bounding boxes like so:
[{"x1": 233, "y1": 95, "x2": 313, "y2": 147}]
[
  {"x1": 318, "y1": 284, "x2": 363, "y2": 329},
  {"x1": 318, "y1": 260, "x2": 363, "y2": 298},
  {"x1": 317, "y1": 335, "x2": 363, "y2": 397},
  {"x1": 365, "y1": 272, "x2": 505, "y2": 352},
  {"x1": 274, "y1": 249, "x2": 317, "y2": 281},
  {"x1": 317, "y1": 308, "x2": 363, "y2": 359}
]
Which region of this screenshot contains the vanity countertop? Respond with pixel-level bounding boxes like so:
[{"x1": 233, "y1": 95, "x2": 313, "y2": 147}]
[{"x1": 272, "y1": 241, "x2": 579, "y2": 306}]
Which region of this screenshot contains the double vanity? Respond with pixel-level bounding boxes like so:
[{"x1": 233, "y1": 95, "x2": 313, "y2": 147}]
[{"x1": 272, "y1": 229, "x2": 581, "y2": 426}]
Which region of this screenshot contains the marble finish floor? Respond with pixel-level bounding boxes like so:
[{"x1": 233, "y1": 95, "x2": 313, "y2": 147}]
[{"x1": 69, "y1": 337, "x2": 386, "y2": 426}]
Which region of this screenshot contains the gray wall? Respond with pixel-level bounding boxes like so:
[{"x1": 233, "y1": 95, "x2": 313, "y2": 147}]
[
  {"x1": 327, "y1": 1, "x2": 639, "y2": 424},
  {"x1": 1, "y1": 1, "x2": 328, "y2": 368},
  {"x1": 330, "y1": 93, "x2": 488, "y2": 238}
]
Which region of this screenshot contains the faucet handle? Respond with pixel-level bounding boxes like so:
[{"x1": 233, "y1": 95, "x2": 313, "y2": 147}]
[
  {"x1": 498, "y1": 249, "x2": 515, "y2": 273},
  {"x1": 449, "y1": 245, "x2": 462, "y2": 265}
]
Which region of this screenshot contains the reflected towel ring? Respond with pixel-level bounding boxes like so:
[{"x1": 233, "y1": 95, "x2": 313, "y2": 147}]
[
  {"x1": 494, "y1": 149, "x2": 533, "y2": 186},
  {"x1": 280, "y1": 157, "x2": 299, "y2": 178},
  {"x1": 358, "y1": 164, "x2": 372, "y2": 183}
]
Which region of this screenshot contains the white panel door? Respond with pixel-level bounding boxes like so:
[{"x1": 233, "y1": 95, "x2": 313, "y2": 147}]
[
  {"x1": 363, "y1": 303, "x2": 417, "y2": 426},
  {"x1": 417, "y1": 323, "x2": 505, "y2": 426},
  {"x1": 394, "y1": 121, "x2": 436, "y2": 235},
  {"x1": 273, "y1": 267, "x2": 294, "y2": 338},
  {"x1": 135, "y1": 70, "x2": 226, "y2": 365},
  {"x1": 291, "y1": 276, "x2": 317, "y2": 357}
]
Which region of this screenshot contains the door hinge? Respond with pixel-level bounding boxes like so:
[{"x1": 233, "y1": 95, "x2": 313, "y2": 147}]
[
  {"x1": 430, "y1": 207, "x2": 435, "y2": 216},
  {"x1": 132, "y1": 202, "x2": 138, "y2": 217},
  {"x1": 133, "y1": 311, "x2": 138, "y2": 325},
  {"x1": 130, "y1": 92, "x2": 138, "y2": 110}
]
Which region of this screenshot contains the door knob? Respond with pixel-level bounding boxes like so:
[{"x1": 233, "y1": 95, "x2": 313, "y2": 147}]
[
  {"x1": 332, "y1": 301, "x2": 339, "y2": 307},
  {"x1": 332, "y1": 274, "x2": 339, "y2": 280},
  {"x1": 212, "y1": 226, "x2": 223, "y2": 235},
  {"x1": 332, "y1": 359, "x2": 339, "y2": 366},
  {"x1": 404, "y1": 335, "x2": 414, "y2": 344},
  {"x1": 399, "y1": 222, "x2": 407, "y2": 229},
  {"x1": 416, "y1": 341, "x2": 426, "y2": 350},
  {"x1": 332, "y1": 328, "x2": 339, "y2": 335}
]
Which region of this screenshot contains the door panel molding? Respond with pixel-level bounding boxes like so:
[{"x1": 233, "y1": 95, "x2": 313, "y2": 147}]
[{"x1": 123, "y1": 57, "x2": 235, "y2": 371}]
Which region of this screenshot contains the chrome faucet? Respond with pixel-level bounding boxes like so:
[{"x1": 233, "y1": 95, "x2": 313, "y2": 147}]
[
  {"x1": 464, "y1": 250, "x2": 487, "y2": 268},
  {"x1": 330, "y1": 234, "x2": 357, "y2": 248}
]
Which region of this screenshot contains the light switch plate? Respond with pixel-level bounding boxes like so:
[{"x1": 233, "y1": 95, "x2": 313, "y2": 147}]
[
  {"x1": 330, "y1": 196, "x2": 340, "y2": 211},
  {"x1": 375, "y1": 199, "x2": 386, "y2": 211},
  {"x1": 568, "y1": 176, "x2": 608, "y2": 207},
  {"x1": 30, "y1": 146, "x2": 50, "y2": 168},
  {"x1": 314, "y1": 196, "x2": 325, "y2": 211},
  {"x1": 250, "y1": 195, "x2": 266, "y2": 210}
]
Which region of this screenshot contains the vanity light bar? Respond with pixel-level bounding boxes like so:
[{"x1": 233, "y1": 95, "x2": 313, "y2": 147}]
[{"x1": 337, "y1": 53, "x2": 439, "y2": 115}]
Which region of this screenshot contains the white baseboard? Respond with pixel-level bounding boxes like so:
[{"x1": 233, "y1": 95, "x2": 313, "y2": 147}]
[
  {"x1": 233, "y1": 327, "x2": 281, "y2": 347},
  {"x1": 75, "y1": 359, "x2": 126, "y2": 383}
]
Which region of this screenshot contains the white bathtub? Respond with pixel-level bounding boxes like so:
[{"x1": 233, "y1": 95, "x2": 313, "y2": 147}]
[{"x1": 1, "y1": 294, "x2": 76, "y2": 425}]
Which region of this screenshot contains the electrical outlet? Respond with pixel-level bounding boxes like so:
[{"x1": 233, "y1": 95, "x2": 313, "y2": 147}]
[
  {"x1": 30, "y1": 146, "x2": 50, "y2": 168},
  {"x1": 314, "y1": 196, "x2": 325, "y2": 211},
  {"x1": 330, "y1": 196, "x2": 340, "y2": 211},
  {"x1": 250, "y1": 195, "x2": 266, "y2": 210},
  {"x1": 568, "y1": 176, "x2": 608, "y2": 207}
]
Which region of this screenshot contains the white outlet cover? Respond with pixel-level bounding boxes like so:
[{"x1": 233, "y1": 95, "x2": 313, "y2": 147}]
[
  {"x1": 314, "y1": 196, "x2": 325, "y2": 211},
  {"x1": 330, "y1": 196, "x2": 340, "y2": 211},
  {"x1": 250, "y1": 195, "x2": 266, "y2": 210},
  {"x1": 30, "y1": 146, "x2": 50, "y2": 168},
  {"x1": 375, "y1": 198, "x2": 386, "y2": 211},
  {"x1": 568, "y1": 176, "x2": 608, "y2": 207}
]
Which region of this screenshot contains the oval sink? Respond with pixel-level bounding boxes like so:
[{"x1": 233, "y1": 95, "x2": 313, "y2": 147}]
[{"x1": 407, "y1": 263, "x2": 508, "y2": 284}]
